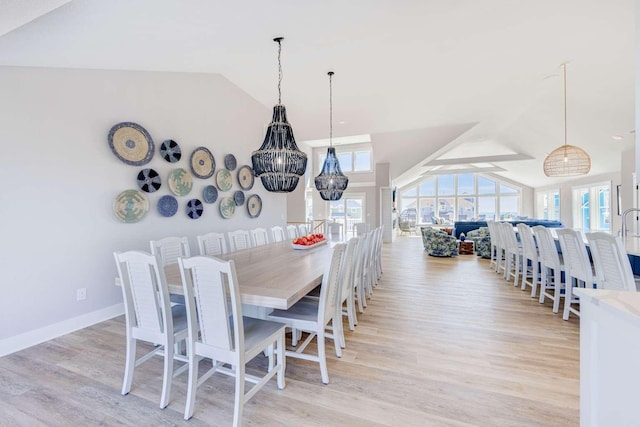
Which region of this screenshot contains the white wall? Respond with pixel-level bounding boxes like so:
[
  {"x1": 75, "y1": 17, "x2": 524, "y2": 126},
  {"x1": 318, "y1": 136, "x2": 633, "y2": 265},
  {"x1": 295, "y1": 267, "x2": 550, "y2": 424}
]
[{"x1": 0, "y1": 66, "x2": 284, "y2": 349}]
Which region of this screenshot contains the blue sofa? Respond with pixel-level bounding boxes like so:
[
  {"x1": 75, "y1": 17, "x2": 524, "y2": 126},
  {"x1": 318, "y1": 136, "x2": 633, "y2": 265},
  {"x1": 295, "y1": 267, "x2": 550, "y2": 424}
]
[{"x1": 453, "y1": 219, "x2": 563, "y2": 239}]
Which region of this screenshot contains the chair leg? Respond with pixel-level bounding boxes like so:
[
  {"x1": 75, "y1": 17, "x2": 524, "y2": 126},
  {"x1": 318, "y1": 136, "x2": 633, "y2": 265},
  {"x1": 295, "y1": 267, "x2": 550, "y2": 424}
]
[
  {"x1": 530, "y1": 262, "x2": 539, "y2": 298},
  {"x1": 233, "y1": 363, "x2": 245, "y2": 427},
  {"x1": 552, "y1": 272, "x2": 563, "y2": 314},
  {"x1": 317, "y1": 330, "x2": 329, "y2": 384},
  {"x1": 160, "y1": 338, "x2": 174, "y2": 409},
  {"x1": 347, "y1": 292, "x2": 357, "y2": 330},
  {"x1": 563, "y1": 280, "x2": 573, "y2": 321},
  {"x1": 121, "y1": 335, "x2": 136, "y2": 395},
  {"x1": 184, "y1": 346, "x2": 199, "y2": 420},
  {"x1": 276, "y1": 332, "x2": 285, "y2": 390}
]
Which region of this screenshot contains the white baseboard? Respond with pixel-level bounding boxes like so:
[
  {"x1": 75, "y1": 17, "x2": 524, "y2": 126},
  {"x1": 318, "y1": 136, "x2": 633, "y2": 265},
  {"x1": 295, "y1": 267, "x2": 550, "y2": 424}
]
[{"x1": 0, "y1": 303, "x2": 124, "y2": 357}]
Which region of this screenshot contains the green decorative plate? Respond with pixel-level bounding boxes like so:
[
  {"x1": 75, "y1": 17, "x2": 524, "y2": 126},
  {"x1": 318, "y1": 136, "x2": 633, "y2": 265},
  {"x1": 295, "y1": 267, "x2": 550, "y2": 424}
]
[
  {"x1": 113, "y1": 189, "x2": 149, "y2": 223},
  {"x1": 219, "y1": 196, "x2": 236, "y2": 219},
  {"x1": 168, "y1": 168, "x2": 193, "y2": 196},
  {"x1": 216, "y1": 168, "x2": 232, "y2": 192}
]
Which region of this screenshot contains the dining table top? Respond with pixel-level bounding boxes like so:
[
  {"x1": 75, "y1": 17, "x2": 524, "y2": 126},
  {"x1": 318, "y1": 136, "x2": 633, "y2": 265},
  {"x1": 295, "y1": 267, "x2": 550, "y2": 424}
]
[{"x1": 163, "y1": 240, "x2": 337, "y2": 310}]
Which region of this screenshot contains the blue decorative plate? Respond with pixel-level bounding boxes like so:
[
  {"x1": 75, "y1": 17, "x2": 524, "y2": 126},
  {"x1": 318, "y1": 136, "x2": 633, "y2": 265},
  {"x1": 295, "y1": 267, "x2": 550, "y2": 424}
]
[
  {"x1": 160, "y1": 139, "x2": 181, "y2": 163},
  {"x1": 113, "y1": 189, "x2": 149, "y2": 223},
  {"x1": 203, "y1": 185, "x2": 218, "y2": 203},
  {"x1": 108, "y1": 122, "x2": 154, "y2": 166},
  {"x1": 186, "y1": 199, "x2": 204, "y2": 219},
  {"x1": 247, "y1": 194, "x2": 262, "y2": 218},
  {"x1": 157, "y1": 195, "x2": 179, "y2": 217},
  {"x1": 137, "y1": 168, "x2": 161, "y2": 193},
  {"x1": 190, "y1": 147, "x2": 215, "y2": 179},
  {"x1": 233, "y1": 190, "x2": 245, "y2": 206},
  {"x1": 224, "y1": 154, "x2": 237, "y2": 171},
  {"x1": 237, "y1": 165, "x2": 254, "y2": 190}
]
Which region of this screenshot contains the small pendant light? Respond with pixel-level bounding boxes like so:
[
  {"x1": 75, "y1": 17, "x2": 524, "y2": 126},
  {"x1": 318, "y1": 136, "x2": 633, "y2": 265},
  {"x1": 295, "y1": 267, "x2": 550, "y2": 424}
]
[
  {"x1": 315, "y1": 71, "x2": 348, "y2": 201},
  {"x1": 543, "y1": 63, "x2": 591, "y2": 177},
  {"x1": 251, "y1": 37, "x2": 307, "y2": 193}
]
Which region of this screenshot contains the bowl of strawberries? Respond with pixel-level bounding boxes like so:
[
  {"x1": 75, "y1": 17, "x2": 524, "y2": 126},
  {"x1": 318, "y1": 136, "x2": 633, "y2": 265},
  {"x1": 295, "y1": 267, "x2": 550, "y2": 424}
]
[{"x1": 291, "y1": 233, "x2": 327, "y2": 250}]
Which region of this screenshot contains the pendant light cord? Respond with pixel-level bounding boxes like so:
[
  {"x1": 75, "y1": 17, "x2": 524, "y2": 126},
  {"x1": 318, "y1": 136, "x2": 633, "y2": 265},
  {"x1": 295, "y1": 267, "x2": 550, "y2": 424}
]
[
  {"x1": 563, "y1": 63, "x2": 567, "y2": 147},
  {"x1": 274, "y1": 37, "x2": 283, "y2": 105},
  {"x1": 328, "y1": 71, "x2": 334, "y2": 147}
]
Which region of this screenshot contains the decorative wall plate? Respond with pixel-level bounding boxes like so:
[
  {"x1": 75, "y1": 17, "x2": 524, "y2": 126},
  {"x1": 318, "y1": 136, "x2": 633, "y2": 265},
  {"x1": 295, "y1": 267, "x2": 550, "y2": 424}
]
[
  {"x1": 219, "y1": 196, "x2": 236, "y2": 219},
  {"x1": 216, "y1": 168, "x2": 232, "y2": 192},
  {"x1": 160, "y1": 139, "x2": 181, "y2": 163},
  {"x1": 190, "y1": 147, "x2": 215, "y2": 179},
  {"x1": 233, "y1": 190, "x2": 245, "y2": 206},
  {"x1": 108, "y1": 122, "x2": 154, "y2": 166},
  {"x1": 168, "y1": 168, "x2": 193, "y2": 196},
  {"x1": 137, "y1": 168, "x2": 161, "y2": 193},
  {"x1": 157, "y1": 195, "x2": 179, "y2": 217},
  {"x1": 113, "y1": 189, "x2": 149, "y2": 223},
  {"x1": 237, "y1": 165, "x2": 254, "y2": 190},
  {"x1": 186, "y1": 199, "x2": 204, "y2": 219},
  {"x1": 203, "y1": 185, "x2": 218, "y2": 203},
  {"x1": 246, "y1": 194, "x2": 262, "y2": 218},
  {"x1": 224, "y1": 154, "x2": 237, "y2": 171}
]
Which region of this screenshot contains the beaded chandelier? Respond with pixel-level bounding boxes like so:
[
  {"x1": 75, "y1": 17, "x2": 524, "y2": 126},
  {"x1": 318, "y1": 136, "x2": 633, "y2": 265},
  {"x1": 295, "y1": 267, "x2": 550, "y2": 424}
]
[
  {"x1": 314, "y1": 71, "x2": 348, "y2": 200},
  {"x1": 251, "y1": 37, "x2": 307, "y2": 193}
]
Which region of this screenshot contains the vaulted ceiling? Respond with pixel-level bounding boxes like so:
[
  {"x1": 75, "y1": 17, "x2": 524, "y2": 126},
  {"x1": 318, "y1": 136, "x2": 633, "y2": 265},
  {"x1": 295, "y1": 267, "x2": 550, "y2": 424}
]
[{"x1": 0, "y1": 0, "x2": 634, "y2": 189}]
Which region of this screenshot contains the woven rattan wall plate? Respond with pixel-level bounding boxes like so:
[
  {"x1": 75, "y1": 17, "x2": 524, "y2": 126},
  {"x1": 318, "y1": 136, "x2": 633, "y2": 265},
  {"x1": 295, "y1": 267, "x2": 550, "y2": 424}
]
[
  {"x1": 168, "y1": 168, "x2": 193, "y2": 196},
  {"x1": 186, "y1": 199, "x2": 204, "y2": 219},
  {"x1": 157, "y1": 195, "x2": 179, "y2": 217},
  {"x1": 216, "y1": 169, "x2": 233, "y2": 192},
  {"x1": 237, "y1": 165, "x2": 254, "y2": 190},
  {"x1": 137, "y1": 168, "x2": 161, "y2": 193},
  {"x1": 233, "y1": 190, "x2": 245, "y2": 206},
  {"x1": 203, "y1": 185, "x2": 218, "y2": 203},
  {"x1": 246, "y1": 194, "x2": 262, "y2": 218},
  {"x1": 219, "y1": 197, "x2": 236, "y2": 219},
  {"x1": 190, "y1": 146, "x2": 215, "y2": 179},
  {"x1": 224, "y1": 154, "x2": 237, "y2": 171},
  {"x1": 113, "y1": 189, "x2": 149, "y2": 223},
  {"x1": 108, "y1": 122, "x2": 154, "y2": 166}
]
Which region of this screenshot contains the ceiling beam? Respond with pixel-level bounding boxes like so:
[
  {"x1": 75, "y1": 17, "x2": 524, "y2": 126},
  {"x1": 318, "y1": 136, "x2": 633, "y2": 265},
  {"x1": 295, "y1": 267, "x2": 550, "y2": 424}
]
[{"x1": 423, "y1": 153, "x2": 534, "y2": 167}]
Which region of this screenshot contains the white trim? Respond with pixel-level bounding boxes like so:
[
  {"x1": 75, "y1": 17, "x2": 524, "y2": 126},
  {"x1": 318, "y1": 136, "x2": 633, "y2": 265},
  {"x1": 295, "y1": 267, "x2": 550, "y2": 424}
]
[{"x1": 0, "y1": 303, "x2": 124, "y2": 357}]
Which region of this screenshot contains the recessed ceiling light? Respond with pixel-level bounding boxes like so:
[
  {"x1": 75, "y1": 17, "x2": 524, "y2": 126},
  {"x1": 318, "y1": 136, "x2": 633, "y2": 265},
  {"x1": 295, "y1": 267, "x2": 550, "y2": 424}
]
[
  {"x1": 612, "y1": 135, "x2": 624, "y2": 140},
  {"x1": 339, "y1": 121, "x2": 346, "y2": 125}
]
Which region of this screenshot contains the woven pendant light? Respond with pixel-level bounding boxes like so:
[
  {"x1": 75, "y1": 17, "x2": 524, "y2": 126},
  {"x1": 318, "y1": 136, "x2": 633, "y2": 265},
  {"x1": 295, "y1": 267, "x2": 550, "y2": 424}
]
[
  {"x1": 251, "y1": 37, "x2": 307, "y2": 193},
  {"x1": 543, "y1": 63, "x2": 591, "y2": 177},
  {"x1": 315, "y1": 71, "x2": 348, "y2": 201}
]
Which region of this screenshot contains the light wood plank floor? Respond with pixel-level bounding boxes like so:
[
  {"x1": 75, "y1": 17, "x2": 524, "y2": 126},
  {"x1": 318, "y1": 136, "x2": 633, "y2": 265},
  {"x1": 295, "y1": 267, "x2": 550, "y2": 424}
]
[{"x1": 0, "y1": 236, "x2": 579, "y2": 426}]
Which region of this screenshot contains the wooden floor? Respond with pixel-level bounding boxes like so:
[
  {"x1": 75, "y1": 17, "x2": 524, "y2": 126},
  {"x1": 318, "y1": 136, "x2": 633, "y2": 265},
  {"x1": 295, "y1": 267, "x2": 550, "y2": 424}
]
[{"x1": 0, "y1": 236, "x2": 579, "y2": 426}]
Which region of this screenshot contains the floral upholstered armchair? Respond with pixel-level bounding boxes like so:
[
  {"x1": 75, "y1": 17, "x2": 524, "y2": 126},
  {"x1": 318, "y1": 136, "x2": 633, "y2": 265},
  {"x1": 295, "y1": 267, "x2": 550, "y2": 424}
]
[
  {"x1": 421, "y1": 227, "x2": 458, "y2": 257},
  {"x1": 466, "y1": 227, "x2": 491, "y2": 259}
]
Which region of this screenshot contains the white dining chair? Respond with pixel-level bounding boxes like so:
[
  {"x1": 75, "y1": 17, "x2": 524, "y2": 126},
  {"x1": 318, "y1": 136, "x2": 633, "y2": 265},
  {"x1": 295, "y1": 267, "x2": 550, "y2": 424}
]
[
  {"x1": 337, "y1": 237, "x2": 359, "y2": 335},
  {"x1": 286, "y1": 225, "x2": 299, "y2": 240},
  {"x1": 178, "y1": 256, "x2": 285, "y2": 424},
  {"x1": 486, "y1": 221, "x2": 499, "y2": 271},
  {"x1": 298, "y1": 223, "x2": 309, "y2": 237},
  {"x1": 228, "y1": 229, "x2": 252, "y2": 252},
  {"x1": 556, "y1": 228, "x2": 595, "y2": 320},
  {"x1": 150, "y1": 236, "x2": 191, "y2": 266},
  {"x1": 351, "y1": 232, "x2": 369, "y2": 313},
  {"x1": 113, "y1": 250, "x2": 189, "y2": 409},
  {"x1": 150, "y1": 236, "x2": 190, "y2": 304},
  {"x1": 517, "y1": 223, "x2": 540, "y2": 297},
  {"x1": 353, "y1": 222, "x2": 368, "y2": 237},
  {"x1": 327, "y1": 222, "x2": 342, "y2": 241},
  {"x1": 268, "y1": 243, "x2": 346, "y2": 384},
  {"x1": 586, "y1": 232, "x2": 637, "y2": 292},
  {"x1": 196, "y1": 232, "x2": 228, "y2": 256},
  {"x1": 533, "y1": 225, "x2": 566, "y2": 313},
  {"x1": 250, "y1": 227, "x2": 269, "y2": 247},
  {"x1": 501, "y1": 222, "x2": 523, "y2": 286},
  {"x1": 271, "y1": 226, "x2": 286, "y2": 243}
]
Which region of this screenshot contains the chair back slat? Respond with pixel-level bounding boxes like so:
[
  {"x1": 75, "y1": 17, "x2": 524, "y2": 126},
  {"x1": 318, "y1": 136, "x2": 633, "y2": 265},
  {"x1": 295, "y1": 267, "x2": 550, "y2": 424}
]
[
  {"x1": 197, "y1": 232, "x2": 228, "y2": 256},
  {"x1": 115, "y1": 251, "x2": 167, "y2": 334},
  {"x1": 251, "y1": 228, "x2": 269, "y2": 247},
  {"x1": 271, "y1": 226, "x2": 285, "y2": 242},
  {"x1": 320, "y1": 244, "x2": 347, "y2": 323},
  {"x1": 517, "y1": 223, "x2": 537, "y2": 259},
  {"x1": 286, "y1": 225, "x2": 299, "y2": 239},
  {"x1": 556, "y1": 229, "x2": 592, "y2": 284},
  {"x1": 179, "y1": 256, "x2": 235, "y2": 351},
  {"x1": 298, "y1": 223, "x2": 308, "y2": 237},
  {"x1": 150, "y1": 236, "x2": 190, "y2": 266},
  {"x1": 228, "y1": 230, "x2": 252, "y2": 252},
  {"x1": 532, "y1": 226, "x2": 561, "y2": 271},
  {"x1": 586, "y1": 232, "x2": 635, "y2": 291},
  {"x1": 339, "y1": 237, "x2": 358, "y2": 302}
]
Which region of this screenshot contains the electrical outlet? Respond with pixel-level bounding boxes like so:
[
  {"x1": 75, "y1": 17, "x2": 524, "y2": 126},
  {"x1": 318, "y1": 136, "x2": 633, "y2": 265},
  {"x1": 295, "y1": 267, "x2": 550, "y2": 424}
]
[{"x1": 77, "y1": 288, "x2": 86, "y2": 301}]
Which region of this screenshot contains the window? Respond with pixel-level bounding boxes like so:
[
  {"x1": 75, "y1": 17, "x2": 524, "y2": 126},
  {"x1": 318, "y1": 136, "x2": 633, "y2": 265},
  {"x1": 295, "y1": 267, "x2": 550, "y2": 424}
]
[
  {"x1": 399, "y1": 174, "x2": 520, "y2": 224},
  {"x1": 536, "y1": 189, "x2": 560, "y2": 220},
  {"x1": 572, "y1": 182, "x2": 611, "y2": 231},
  {"x1": 317, "y1": 148, "x2": 372, "y2": 173}
]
